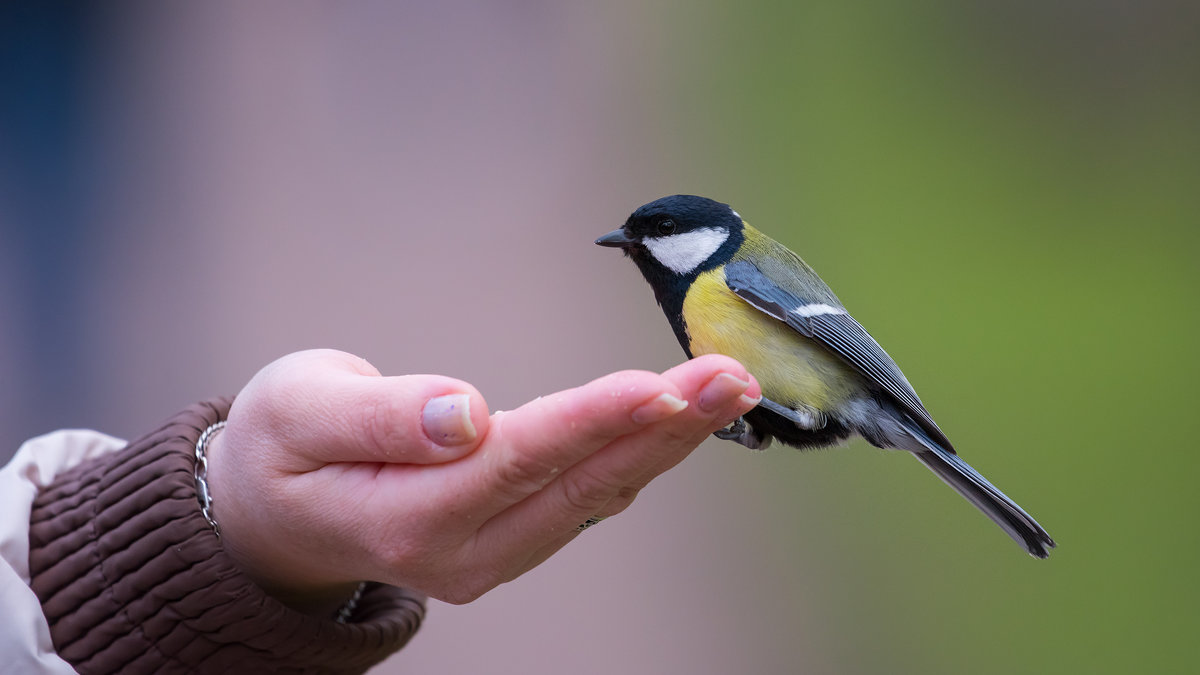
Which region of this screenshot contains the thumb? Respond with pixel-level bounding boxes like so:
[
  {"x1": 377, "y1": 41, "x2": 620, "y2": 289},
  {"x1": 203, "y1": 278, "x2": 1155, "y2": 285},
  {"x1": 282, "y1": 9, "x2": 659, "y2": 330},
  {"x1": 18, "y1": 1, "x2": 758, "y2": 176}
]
[{"x1": 231, "y1": 349, "x2": 490, "y2": 470}]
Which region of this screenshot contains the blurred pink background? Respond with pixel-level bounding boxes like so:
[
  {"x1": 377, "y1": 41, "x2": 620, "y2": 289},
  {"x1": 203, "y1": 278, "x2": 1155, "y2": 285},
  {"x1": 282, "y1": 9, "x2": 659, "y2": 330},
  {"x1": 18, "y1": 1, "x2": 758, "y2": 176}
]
[{"x1": 0, "y1": 4, "x2": 828, "y2": 673}]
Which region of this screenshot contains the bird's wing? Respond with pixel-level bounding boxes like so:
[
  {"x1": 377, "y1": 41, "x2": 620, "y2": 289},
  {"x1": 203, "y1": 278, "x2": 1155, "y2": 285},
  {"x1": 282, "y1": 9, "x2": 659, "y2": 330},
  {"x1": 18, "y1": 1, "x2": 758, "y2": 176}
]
[{"x1": 723, "y1": 259, "x2": 954, "y2": 452}]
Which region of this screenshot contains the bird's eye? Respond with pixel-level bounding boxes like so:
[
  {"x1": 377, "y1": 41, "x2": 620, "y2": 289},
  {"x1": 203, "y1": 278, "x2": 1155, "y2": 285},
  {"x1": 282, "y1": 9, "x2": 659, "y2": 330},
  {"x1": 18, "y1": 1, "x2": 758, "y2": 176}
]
[{"x1": 656, "y1": 219, "x2": 676, "y2": 236}]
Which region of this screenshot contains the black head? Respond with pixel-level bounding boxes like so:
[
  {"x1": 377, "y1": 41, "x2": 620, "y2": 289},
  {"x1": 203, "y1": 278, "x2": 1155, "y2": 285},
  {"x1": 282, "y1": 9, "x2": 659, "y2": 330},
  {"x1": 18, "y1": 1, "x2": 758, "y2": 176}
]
[{"x1": 595, "y1": 195, "x2": 745, "y2": 285}]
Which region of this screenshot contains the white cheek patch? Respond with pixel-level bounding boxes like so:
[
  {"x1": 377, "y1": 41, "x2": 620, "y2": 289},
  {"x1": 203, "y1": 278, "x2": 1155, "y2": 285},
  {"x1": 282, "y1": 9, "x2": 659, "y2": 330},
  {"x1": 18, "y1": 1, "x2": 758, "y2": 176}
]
[
  {"x1": 643, "y1": 228, "x2": 730, "y2": 275},
  {"x1": 792, "y1": 302, "x2": 845, "y2": 318}
]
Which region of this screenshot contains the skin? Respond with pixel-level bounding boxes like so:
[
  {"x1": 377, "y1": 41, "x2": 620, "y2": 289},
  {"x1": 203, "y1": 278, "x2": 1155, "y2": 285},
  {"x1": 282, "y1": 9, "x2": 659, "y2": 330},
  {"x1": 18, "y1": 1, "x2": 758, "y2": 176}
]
[{"x1": 204, "y1": 349, "x2": 761, "y2": 615}]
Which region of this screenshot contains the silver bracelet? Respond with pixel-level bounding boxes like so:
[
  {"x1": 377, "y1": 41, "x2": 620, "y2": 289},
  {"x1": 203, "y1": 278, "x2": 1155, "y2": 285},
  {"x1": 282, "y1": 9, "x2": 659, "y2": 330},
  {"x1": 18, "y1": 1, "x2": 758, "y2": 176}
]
[
  {"x1": 193, "y1": 421, "x2": 226, "y2": 537},
  {"x1": 336, "y1": 582, "x2": 368, "y2": 624},
  {"x1": 194, "y1": 421, "x2": 368, "y2": 623}
]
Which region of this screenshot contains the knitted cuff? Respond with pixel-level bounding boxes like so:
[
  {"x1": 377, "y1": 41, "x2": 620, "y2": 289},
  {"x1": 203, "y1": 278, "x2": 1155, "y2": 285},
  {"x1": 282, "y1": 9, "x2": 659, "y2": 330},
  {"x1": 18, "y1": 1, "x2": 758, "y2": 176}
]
[{"x1": 28, "y1": 399, "x2": 425, "y2": 675}]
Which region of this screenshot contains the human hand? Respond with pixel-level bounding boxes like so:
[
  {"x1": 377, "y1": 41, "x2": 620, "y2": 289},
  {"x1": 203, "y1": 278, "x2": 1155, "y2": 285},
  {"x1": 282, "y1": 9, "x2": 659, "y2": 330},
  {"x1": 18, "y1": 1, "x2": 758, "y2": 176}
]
[{"x1": 205, "y1": 349, "x2": 761, "y2": 612}]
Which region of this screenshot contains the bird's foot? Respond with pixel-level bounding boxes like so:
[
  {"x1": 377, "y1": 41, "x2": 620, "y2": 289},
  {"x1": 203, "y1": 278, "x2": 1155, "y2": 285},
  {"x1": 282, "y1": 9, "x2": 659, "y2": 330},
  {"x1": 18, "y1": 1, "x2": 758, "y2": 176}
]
[{"x1": 713, "y1": 417, "x2": 772, "y2": 450}]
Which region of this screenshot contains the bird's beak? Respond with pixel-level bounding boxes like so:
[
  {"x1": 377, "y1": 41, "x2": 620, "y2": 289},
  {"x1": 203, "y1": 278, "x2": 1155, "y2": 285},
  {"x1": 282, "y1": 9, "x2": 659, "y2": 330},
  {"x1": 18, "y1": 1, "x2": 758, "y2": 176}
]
[{"x1": 595, "y1": 228, "x2": 635, "y2": 248}]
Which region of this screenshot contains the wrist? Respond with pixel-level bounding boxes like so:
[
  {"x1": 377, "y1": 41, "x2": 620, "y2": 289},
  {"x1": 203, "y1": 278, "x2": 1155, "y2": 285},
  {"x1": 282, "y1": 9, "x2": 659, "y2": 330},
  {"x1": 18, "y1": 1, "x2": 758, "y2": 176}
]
[{"x1": 199, "y1": 422, "x2": 368, "y2": 621}]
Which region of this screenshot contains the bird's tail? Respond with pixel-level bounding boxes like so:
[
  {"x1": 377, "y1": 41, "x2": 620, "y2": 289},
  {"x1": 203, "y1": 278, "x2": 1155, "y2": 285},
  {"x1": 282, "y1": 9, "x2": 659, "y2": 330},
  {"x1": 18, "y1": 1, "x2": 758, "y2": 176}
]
[
  {"x1": 912, "y1": 445, "x2": 1055, "y2": 558},
  {"x1": 902, "y1": 423, "x2": 1055, "y2": 558}
]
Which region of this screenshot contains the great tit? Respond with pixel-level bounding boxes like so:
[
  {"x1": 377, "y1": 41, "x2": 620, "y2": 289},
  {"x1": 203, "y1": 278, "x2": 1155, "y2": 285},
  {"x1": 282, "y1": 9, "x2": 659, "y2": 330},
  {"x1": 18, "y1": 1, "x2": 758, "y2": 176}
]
[{"x1": 596, "y1": 194, "x2": 1055, "y2": 558}]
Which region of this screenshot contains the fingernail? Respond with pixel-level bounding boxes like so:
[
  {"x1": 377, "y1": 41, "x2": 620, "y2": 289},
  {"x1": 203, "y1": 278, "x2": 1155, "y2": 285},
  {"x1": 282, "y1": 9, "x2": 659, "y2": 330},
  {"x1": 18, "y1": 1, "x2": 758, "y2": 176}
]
[
  {"x1": 422, "y1": 394, "x2": 476, "y2": 446},
  {"x1": 631, "y1": 393, "x2": 689, "y2": 424},
  {"x1": 738, "y1": 393, "x2": 762, "y2": 408},
  {"x1": 698, "y1": 373, "x2": 751, "y2": 413}
]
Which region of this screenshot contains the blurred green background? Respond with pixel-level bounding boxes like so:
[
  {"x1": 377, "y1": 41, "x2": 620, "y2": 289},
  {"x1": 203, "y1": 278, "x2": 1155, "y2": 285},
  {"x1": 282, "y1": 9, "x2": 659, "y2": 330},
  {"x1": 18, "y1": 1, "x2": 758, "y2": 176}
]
[
  {"x1": 671, "y1": 2, "x2": 1200, "y2": 672},
  {"x1": 672, "y1": 2, "x2": 1200, "y2": 673},
  {"x1": 2, "y1": 2, "x2": 1196, "y2": 673}
]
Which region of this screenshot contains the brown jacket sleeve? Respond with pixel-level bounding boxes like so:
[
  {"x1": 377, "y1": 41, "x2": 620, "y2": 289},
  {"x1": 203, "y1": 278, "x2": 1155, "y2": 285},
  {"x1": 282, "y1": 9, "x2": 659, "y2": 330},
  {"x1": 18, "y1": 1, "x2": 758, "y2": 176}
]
[{"x1": 27, "y1": 399, "x2": 425, "y2": 675}]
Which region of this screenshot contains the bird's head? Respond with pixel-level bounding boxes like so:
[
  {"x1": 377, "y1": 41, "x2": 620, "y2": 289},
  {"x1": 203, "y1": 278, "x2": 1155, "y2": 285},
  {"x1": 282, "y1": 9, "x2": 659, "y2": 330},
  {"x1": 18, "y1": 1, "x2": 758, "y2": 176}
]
[{"x1": 596, "y1": 195, "x2": 745, "y2": 287}]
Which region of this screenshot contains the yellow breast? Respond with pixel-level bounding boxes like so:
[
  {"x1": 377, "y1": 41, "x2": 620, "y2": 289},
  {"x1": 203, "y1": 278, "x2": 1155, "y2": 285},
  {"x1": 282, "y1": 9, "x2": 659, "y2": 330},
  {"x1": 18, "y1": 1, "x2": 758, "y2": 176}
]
[{"x1": 680, "y1": 267, "x2": 859, "y2": 410}]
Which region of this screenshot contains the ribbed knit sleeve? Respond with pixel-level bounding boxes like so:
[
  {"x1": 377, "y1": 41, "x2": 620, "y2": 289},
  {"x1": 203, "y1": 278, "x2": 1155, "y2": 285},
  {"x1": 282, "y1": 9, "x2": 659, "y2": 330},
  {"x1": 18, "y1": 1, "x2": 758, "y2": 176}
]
[{"x1": 27, "y1": 399, "x2": 425, "y2": 675}]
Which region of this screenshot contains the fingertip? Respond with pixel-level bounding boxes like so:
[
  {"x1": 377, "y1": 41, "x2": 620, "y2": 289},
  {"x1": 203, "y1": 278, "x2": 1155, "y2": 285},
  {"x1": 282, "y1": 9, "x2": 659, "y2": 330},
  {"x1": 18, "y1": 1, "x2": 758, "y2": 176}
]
[
  {"x1": 576, "y1": 369, "x2": 689, "y2": 418},
  {"x1": 496, "y1": 369, "x2": 684, "y2": 457},
  {"x1": 630, "y1": 392, "x2": 689, "y2": 424},
  {"x1": 417, "y1": 382, "x2": 490, "y2": 455},
  {"x1": 661, "y1": 355, "x2": 753, "y2": 397},
  {"x1": 422, "y1": 393, "x2": 477, "y2": 446},
  {"x1": 740, "y1": 373, "x2": 763, "y2": 407},
  {"x1": 351, "y1": 374, "x2": 490, "y2": 464},
  {"x1": 466, "y1": 388, "x2": 491, "y2": 444}
]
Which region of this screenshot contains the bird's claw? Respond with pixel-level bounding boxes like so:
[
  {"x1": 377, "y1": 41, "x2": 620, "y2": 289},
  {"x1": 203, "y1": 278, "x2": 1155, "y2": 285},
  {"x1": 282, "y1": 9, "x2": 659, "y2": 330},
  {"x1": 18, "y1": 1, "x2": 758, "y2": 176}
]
[
  {"x1": 713, "y1": 417, "x2": 747, "y2": 440},
  {"x1": 713, "y1": 416, "x2": 772, "y2": 450}
]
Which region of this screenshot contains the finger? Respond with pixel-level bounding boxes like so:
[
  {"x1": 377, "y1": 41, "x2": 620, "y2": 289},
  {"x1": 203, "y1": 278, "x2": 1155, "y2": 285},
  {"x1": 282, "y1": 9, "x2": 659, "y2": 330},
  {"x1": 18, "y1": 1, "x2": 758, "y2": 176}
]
[
  {"x1": 518, "y1": 356, "x2": 759, "y2": 525},
  {"x1": 229, "y1": 349, "x2": 490, "y2": 471},
  {"x1": 469, "y1": 357, "x2": 761, "y2": 573},
  {"x1": 620, "y1": 356, "x2": 764, "y2": 494},
  {"x1": 575, "y1": 356, "x2": 763, "y2": 517},
  {"x1": 455, "y1": 369, "x2": 690, "y2": 516}
]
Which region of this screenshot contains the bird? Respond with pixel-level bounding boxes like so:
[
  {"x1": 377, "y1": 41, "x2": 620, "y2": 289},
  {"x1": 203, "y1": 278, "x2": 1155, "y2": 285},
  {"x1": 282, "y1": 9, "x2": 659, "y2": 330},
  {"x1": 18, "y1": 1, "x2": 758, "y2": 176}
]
[{"x1": 596, "y1": 194, "x2": 1055, "y2": 558}]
